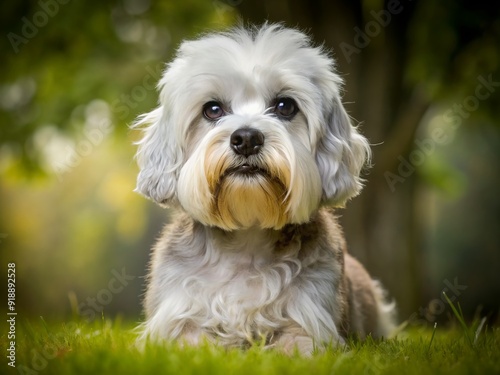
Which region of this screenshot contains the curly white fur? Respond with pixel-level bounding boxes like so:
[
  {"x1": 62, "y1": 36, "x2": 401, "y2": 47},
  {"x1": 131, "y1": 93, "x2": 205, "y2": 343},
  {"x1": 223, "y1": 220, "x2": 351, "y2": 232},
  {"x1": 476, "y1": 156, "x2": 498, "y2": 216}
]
[{"x1": 142, "y1": 219, "x2": 345, "y2": 348}]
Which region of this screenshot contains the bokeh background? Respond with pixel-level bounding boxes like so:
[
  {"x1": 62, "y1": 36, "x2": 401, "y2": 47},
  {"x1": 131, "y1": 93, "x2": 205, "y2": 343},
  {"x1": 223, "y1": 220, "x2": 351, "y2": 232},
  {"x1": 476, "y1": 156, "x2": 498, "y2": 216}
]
[{"x1": 1, "y1": 0, "x2": 499, "y2": 327}]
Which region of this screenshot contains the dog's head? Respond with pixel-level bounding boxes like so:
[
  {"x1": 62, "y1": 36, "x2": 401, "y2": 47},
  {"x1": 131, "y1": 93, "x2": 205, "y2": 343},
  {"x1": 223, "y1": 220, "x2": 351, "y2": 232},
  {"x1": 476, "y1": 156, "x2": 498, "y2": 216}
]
[{"x1": 134, "y1": 24, "x2": 370, "y2": 230}]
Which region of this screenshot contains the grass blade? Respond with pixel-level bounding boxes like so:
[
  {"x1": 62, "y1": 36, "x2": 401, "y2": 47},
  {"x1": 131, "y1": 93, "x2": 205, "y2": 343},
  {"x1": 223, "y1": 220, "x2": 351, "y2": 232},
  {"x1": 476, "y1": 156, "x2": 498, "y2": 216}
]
[
  {"x1": 427, "y1": 322, "x2": 437, "y2": 353},
  {"x1": 40, "y1": 316, "x2": 50, "y2": 334},
  {"x1": 442, "y1": 292, "x2": 474, "y2": 348},
  {"x1": 474, "y1": 317, "x2": 487, "y2": 345}
]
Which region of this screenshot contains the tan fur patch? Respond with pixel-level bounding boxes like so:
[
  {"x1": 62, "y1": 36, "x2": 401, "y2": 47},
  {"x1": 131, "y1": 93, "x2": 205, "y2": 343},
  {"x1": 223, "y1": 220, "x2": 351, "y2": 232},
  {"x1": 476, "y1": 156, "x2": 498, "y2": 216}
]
[{"x1": 212, "y1": 174, "x2": 289, "y2": 229}]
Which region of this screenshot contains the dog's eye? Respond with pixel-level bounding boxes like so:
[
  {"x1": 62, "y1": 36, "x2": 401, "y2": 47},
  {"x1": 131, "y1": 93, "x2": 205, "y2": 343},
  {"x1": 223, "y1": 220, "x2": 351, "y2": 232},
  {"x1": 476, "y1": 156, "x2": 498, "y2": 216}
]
[
  {"x1": 274, "y1": 97, "x2": 298, "y2": 119},
  {"x1": 203, "y1": 101, "x2": 225, "y2": 121}
]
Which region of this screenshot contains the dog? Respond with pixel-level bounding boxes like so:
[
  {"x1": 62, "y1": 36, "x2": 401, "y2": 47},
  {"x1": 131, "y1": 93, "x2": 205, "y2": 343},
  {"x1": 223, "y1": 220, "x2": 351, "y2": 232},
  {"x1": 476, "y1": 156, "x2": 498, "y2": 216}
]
[{"x1": 134, "y1": 24, "x2": 395, "y2": 354}]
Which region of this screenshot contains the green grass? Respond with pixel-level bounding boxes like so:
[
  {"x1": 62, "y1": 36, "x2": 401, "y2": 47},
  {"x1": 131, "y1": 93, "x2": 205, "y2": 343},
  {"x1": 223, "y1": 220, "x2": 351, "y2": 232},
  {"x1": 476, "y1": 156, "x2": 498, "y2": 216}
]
[{"x1": 3, "y1": 317, "x2": 500, "y2": 375}]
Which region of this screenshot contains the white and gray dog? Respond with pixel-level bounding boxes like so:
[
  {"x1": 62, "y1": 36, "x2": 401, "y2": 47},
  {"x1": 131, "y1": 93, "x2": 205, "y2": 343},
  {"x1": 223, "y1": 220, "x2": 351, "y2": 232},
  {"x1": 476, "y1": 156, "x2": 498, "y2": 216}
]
[{"x1": 134, "y1": 24, "x2": 395, "y2": 354}]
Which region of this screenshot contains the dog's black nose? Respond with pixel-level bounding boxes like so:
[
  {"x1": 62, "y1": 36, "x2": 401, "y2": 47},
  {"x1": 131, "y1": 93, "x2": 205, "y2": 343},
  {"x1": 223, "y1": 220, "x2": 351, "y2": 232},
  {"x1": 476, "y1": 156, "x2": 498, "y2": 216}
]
[{"x1": 230, "y1": 128, "x2": 264, "y2": 157}]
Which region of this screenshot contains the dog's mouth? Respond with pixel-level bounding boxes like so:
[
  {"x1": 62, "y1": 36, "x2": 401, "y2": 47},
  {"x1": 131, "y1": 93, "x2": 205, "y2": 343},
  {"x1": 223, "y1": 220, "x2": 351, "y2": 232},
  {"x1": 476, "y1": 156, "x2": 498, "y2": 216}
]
[
  {"x1": 226, "y1": 163, "x2": 268, "y2": 176},
  {"x1": 216, "y1": 162, "x2": 287, "y2": 193}
]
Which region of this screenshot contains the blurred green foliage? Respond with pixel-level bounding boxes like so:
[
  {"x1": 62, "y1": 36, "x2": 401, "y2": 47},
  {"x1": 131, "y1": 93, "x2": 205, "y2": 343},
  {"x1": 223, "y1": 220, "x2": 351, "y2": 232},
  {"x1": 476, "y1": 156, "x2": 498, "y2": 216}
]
[
  {"x1": 0, "y1": 0, "x2": 239, "y2": 319},
  {"x1": 0, "y1": 0, "x2": 238, "y2": 173}
]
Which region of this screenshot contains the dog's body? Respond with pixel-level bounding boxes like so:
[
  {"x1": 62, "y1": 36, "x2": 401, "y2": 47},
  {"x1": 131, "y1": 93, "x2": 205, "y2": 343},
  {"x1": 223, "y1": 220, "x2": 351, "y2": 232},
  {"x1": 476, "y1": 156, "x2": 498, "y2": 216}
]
[
  {"x1": 134, "y1": 24, "x2": 395, "y2": 354},
  {"x1": 143, "y1": 209, "x2": 394, "y2": 353}
]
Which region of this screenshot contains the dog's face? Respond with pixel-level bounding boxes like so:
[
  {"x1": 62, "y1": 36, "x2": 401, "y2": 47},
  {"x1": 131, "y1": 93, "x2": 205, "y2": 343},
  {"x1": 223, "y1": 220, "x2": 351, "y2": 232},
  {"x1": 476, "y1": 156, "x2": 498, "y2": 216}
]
[{"x1": 135, "y1": 25, "x2": 370, "y2": 230}]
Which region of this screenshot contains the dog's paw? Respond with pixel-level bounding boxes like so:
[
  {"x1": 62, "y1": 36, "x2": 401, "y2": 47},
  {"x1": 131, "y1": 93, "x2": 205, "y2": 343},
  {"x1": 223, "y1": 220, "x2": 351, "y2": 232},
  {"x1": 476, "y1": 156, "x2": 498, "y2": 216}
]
[{"x1": 272, "y1": 332, "x2": 315, "y2": 356}]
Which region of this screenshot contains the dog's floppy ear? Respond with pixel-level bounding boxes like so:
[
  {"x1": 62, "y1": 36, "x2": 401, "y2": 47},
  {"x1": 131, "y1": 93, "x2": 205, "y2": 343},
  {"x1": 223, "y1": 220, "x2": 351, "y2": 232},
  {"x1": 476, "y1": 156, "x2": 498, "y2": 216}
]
[
  {"x1": 133, "y1": 105, "x2": 182, "y2": 205},
  {"x1": 316, "y1": 95, "x2": 371, "y2": 207}
]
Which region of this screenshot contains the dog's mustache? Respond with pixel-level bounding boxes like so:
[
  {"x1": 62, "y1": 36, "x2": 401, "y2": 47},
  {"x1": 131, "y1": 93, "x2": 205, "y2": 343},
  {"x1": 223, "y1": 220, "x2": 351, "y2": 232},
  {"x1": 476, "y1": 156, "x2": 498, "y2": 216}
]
[{"x1": 217, "y1": 161, "x2": 288, "y2": 191}]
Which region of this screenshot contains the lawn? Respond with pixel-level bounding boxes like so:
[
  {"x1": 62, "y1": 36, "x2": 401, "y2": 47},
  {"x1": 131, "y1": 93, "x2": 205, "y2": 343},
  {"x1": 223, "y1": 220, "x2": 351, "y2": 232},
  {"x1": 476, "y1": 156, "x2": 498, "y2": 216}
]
[{"x1": 4, "y1": 318, "x2": 500, "y2": 375}]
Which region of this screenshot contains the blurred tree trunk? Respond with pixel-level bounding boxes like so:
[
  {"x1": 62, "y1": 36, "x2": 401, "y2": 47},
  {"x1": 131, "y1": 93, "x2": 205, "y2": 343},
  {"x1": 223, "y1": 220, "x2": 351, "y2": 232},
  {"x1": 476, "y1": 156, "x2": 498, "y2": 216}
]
[{"x1": 239, "y1": 0, "x2": 429, "y2": 318}]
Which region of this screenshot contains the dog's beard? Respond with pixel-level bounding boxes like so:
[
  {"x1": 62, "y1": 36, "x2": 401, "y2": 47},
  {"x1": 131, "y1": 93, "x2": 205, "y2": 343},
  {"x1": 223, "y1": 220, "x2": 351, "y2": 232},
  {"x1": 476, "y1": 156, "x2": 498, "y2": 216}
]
[{"x1": 210, "y1": 163, "x2": 290, "y2": 230}]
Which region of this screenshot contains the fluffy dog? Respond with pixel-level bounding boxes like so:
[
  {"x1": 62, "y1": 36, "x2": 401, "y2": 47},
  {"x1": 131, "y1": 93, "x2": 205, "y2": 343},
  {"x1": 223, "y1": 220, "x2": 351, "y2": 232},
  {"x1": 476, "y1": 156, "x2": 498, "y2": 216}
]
[{"x1": 134, "y1": 24, "x2": 395, "y2": 354}]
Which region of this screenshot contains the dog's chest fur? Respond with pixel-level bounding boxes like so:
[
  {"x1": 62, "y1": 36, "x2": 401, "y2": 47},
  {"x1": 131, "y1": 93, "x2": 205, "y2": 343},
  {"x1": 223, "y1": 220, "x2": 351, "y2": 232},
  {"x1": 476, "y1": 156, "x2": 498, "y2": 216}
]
[{"x1": 143, "y1": 209, "x2": 347, "y2": 347}]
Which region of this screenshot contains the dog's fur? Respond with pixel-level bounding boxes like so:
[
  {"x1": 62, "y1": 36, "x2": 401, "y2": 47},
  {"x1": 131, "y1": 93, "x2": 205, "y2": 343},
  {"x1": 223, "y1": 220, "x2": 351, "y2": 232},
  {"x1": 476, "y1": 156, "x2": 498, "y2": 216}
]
[{"x1": 134, "y1": 24, "x2": 395, "y2": 354}]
